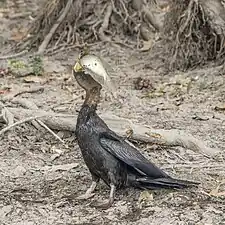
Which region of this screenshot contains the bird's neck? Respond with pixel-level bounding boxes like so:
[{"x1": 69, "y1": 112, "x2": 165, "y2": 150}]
[
  {"x1": 84, "y1": 86, "x2": 101, "y2": 108},
  {"x1": 76, "y1": 86, "x2": 101, "y2": 128}
]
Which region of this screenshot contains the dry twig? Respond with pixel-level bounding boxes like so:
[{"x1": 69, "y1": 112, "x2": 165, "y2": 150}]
[
  {"x1": 0, "y1": 50, "x2": 29, "y2": 60},
  {"x1": 2, "y1": 86, "x2": 44, "y2": 102},
  {"x1": 36, "y1": 119, "x2": 64, "y2": 143},
  {"x1": 0, "y1": 115, "x2": 47, "y2": 136},
  {"x1": 9, "y1": 97, "x2": 65, "y2": 144}
]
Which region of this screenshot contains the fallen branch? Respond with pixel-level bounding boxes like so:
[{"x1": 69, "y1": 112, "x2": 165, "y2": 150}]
[{"x1": 3, "y1": 107, "x2": 220, "y2": 156}]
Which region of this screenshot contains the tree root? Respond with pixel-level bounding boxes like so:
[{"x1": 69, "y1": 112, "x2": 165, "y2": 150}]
[
  {"x1": 164, "y1": 0, "x2": 225, "y2": 70},
  {"x1": 99, "y1": 3, "x2": 113, "y2": 42},
  {"x1": 37, "y1": 0, "x2": 73, "y2": 55},
  {"x1": 16, "y1": 0, "x2": 164, "y2": 53},
  {"x1": 1, "y1": 107, "x2": 220, "y2": 156},
  {"x1": 0, "y1": 50, "x2": 29, "y2": 60}
]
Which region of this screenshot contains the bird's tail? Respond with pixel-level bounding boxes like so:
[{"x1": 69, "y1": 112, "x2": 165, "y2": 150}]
[{"x1": 132, "y1": 176, "x2": 199, "y2": 189}]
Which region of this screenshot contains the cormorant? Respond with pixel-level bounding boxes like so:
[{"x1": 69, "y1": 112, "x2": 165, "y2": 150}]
[{"x1": 73, "y1": 55, "x2": 198, "y2": 209}]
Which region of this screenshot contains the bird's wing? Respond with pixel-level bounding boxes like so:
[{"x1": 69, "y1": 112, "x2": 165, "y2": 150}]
[{"x1": 99, "y1": 132, "x2": 169, "y2": 178}]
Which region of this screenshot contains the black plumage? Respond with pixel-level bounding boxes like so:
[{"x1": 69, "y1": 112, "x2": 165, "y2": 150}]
[{"x1": 74, "y1": 70, "x2": 198, "y2": 209}]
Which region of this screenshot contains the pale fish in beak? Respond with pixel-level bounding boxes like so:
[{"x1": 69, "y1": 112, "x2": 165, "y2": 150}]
[{"x1": 79, "y1": 54, "x2": 116, "y2": 94}]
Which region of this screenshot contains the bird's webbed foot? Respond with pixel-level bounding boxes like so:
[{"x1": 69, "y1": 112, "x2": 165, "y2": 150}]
[
  {"x1": 77, "y1": 180, "x2": 98, "y2": 200},
  {"x1": 92, "y1": 184, "x2": 116, "y2": 209}
]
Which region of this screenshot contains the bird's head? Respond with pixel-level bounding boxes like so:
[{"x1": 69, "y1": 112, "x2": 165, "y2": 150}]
[
  {"x1": 73, "y1": 60, "x2": 101, "y2": 91},
  {"x1": 73, "y1": 52, "x2": 115, "y2": 94}
]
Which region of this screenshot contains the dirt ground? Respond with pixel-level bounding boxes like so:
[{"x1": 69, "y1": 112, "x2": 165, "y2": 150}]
[{"x1": 0, "y1": 1, "x2": 225, "y2": 225}]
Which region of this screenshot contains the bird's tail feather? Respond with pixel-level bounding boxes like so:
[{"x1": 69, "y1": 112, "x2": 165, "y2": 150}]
[{"x1": 134, "y1": 177, "x2": 199, "y2": 189}]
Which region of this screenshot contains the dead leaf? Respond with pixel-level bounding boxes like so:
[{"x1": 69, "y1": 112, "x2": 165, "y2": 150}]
[
  {"x1": 138, "y1": 190, "x2": 154, "y2": 205},
  {"x1": 50, "y1": 145, "x2": 66, "y2": 161},
  {"x1": 2, "y1": 107, "x2": 14, "y2": 125},
  {"x1": 0, "y1": 68, "x2": 9, "y2": 77},
  {"x1": 10, "y1": 28, "x2": 28, "y2": 42},
  {"x1": 50, "y1": 145, "x2": 65, "y2": 155},
  {"x1": 139, "y1": 40, "x2": 153, "y2": 52},
  {"x1": 161, "y1": 5, "x2": 170, "y2": 12},
  {"x1": 192, "y1": 114, "x2": 209, "y2": 121},
  {"x1": 50, "y1": 154, "x2": 61, "y2": 161},
  {"x1": 23, "y1": 75, "x2": 47, "y2": 84},
  {"x1": 0, "y1": 205, "x2": 13, "y2": 219},
  {"x1": 209, "y1": 180, "x2": 225, "y2": 197},
  {"x1": 214, "y1": 104, "x2": 225, "y2": 111},
  {"x1": 0, "y1": 87, "x2": 11, "y2": 95},
  {"x1": 11, "y1": 165, "x2": 27, "y2": 178},
  {"x1": 125, "y1": 128, "x2": 133, "y2": 138}
]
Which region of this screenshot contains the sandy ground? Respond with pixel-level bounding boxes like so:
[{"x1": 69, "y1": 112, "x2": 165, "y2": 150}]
[{"x1": 0, "y1": 1, "x2": 225, "y2": 225}]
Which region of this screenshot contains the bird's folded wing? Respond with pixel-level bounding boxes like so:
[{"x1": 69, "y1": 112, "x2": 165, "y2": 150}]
[{"x1": 99, "y1": 132, "x2": 169, "y2": 178}]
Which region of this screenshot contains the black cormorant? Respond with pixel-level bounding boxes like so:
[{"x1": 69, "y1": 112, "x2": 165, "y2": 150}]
[{"x1": 73, "y1": 55, "x2": 198, "y2": 209}]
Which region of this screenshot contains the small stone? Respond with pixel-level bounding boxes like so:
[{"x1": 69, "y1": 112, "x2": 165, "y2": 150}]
[{"x1": 11, "y1": 165, "x2": 27, "y2": 178}]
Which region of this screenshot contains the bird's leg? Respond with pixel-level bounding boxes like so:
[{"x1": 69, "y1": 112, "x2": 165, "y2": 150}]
[
  {"x1": 93, "y1": 184, "x2": 116, "y2": 209},
  {"x1": 77, "y1": 176, "x2": 99, "y2": 200}
]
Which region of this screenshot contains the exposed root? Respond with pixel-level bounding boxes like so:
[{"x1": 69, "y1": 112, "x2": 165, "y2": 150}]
[
  {"x1": 37, "y1": 0, "x2": 73, "y2": 55},
  {"x1": 99, "y1": 3, "x2": 113, "y2": 42},
  {"x1": 0, "y1": 50, "x2": 29, "y2": 60},
  {"x1": 164, "y1": 0, "x2": 225, "y2": 70},
  {"x1": 16, "y1": 0, "x2": 163, "y2": 53}
]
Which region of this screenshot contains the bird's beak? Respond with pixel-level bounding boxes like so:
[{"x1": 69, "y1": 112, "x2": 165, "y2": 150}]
[{"x1": 73, "y1": 61, "x2": 83, "y2": 72}]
